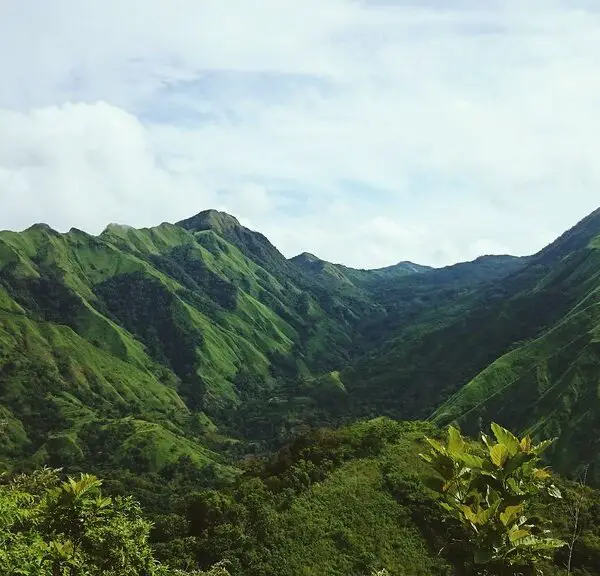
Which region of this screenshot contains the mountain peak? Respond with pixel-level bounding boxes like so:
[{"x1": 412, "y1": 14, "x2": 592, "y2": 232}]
[
  {"x1": 290, "y1": 252, "x2": 322, "y2": 264},
  {"x1": 176, "y1": 210, "x2": 242, "y2": 234},
  {"x1": 24, "y1": 222, "x2": 60, "y2": 236},
  {"x1": 391, "y1": 261, "x2": 432, "y2": 273}
]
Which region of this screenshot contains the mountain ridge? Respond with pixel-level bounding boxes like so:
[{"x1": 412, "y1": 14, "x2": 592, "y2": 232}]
[
  {"x1": 2, "y1": 205, "x2": 600, "y2": 484},
  {"x1": 4, "y1": 205, "x2": 600, "y2": 574},
  {"x1": 0, "y1": 208, "x2": 529, "y2": 271}
]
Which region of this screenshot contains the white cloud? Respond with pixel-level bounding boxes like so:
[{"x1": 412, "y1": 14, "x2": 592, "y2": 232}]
[
  {"x1": 1, "y1": 0, "x2": 600, "y2": 266},
  {"x1": 0, "y1": 103, "x2": 216, "y2": 231}
]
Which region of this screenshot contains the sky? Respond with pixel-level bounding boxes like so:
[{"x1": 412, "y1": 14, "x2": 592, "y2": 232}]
[{"x1": 1, "y1": 1, "x2": 600, "y2": 268}]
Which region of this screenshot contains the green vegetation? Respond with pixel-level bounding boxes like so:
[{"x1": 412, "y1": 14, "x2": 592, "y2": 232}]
[
  {"x1": 0, "y1": 466, "x2": 230, "y2": 575},
  {"x1": 421, "y1": 422, "x2": 565, "y2": 574},
  {"x1": 3, "y1": 207, "x2": 600, "y2": 573},
  {"x1": 2, "y1": 418, "x2": 600, "y2": 574}
]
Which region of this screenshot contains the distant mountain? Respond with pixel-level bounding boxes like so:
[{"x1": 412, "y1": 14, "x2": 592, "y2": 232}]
[
  {"x1": 289, "y1": 251, "x2": 431, "y2": 288},
  {"x1": 336, "y1": 209, "x2": 600, "y2": 482}
]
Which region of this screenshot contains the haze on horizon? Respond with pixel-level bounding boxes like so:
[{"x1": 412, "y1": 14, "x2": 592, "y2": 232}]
[{"x1": 1, "y1": 0, "x2": 599, "y2": 268}]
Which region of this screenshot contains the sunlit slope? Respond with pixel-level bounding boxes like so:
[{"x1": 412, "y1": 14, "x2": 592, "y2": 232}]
[
  {"x1": 432, "y1": 212, "x2": 600, "y2": 482},
  {"x1": 0, "y1": 210, "x2": 381, "y2": 471}
]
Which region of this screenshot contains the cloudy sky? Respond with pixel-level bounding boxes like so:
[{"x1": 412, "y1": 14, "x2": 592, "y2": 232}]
[{"x1": 1, "y1": 0, "x2": 599, "y2": 267}]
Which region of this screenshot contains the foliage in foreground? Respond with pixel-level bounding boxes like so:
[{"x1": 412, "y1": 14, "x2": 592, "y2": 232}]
[
  {"x1": 0, "y1": 467, "x2": 229, "y2": 576},
  {"x1": 421, "y1": 423, "x2": 565, "y2": 575},
  {"x1": 2, "y1": 420, "x2": 599, "y2": 576}
]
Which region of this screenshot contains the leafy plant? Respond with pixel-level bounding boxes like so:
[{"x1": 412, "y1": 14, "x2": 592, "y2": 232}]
[
  {"x1": 0, "y1": 467, "x2": 231, "y2": 576},
  {"x1": 420, "y1": 423, "x2": 566, "y2": 575}
]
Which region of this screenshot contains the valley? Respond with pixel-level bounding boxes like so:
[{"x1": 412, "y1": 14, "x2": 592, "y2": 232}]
[{"x1": 2, "y1": 207, "x2": 600, "y2": 574}]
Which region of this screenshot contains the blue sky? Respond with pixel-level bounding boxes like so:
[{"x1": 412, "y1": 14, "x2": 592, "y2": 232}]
[{"x1": 1, "y1": 0, "x2": 600, "y2": 267}]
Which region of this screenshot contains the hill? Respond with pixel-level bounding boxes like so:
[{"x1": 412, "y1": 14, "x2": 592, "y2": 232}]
[
  {"x1": 4, "y1": 208, "x2": 600, "y2": 481},
  {"x1": 4, "y1": 207, "x2": 600, "y2": 573}
]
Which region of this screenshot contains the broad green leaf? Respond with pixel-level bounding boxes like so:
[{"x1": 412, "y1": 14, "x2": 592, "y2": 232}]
[
  {"x1": 531, "y1": 439, "x2": 556, "y2": 455},
  {"x1": 474, "y1": 502, "x2": 499, "y2": 525},
  {"x1": 491, "y1": 422, "x2": 520, "y2": 456},
  {"x1": 424, "y1": 452, "x2": 456, "y2": 482},
  {"x1": 541, "y1": 538, "x2": 568, "y2": 550},
  {"x1": 425, "y1": 437, "x2": 446, "y2": 454},
  {"x1": 532, "y1": 468, "x2": 551, "y2": 480},
  {"x1": 520, "y1": 435, "x2": 532, "y2": 453},
  {"x1": 447, "y1": 426, "x2": 466, "y2": 456},
  {"x1": 460, "y1": 502, "x2": 498, "y2": 526},
  {"x1": 489, "y1": 443, "x2": 509, "y2": 468},
  {"x1": 419, "y1": 453, "x2": 433, "y2": 463},
  {"x1": 422, "y1": 476, "x2": 445, "y2": 494},
  {"x1": 509, "y1": 528, "x2": 531, "y2": 542},
  {"x1": 500, "y1": 504, "x2": 523, "y2": 527},
  {"x1": 503, "y1": 451, "x2": 533, "y2": 477},
  {"x1": 511, "y1": 535, "x2": 565, "y2": 549},
  {"x1": 457, "y1": 453, "x2": 484, "y2": 469},
  {"x1": 506, "y1": 477, "x2": 526, "y2": 495},
  {"x1": 460, "y1": 504, "x2": 478, "y2": 524}
]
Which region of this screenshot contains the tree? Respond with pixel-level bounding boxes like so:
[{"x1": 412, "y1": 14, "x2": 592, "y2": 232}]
[
  {"x1": 0, "y1": 467, "x2": 231, "y2": 576},
  {"x1": 420, "y1": 423, "x2": 565, "y2": 575}
]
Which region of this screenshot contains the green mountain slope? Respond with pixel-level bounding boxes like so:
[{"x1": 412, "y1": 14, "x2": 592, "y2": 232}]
[
  {"x1": 334, "y1": 212, "x2": 600, "y2": 425},
  {"x1": 5, "y1": 206, "x2": 600, "y2": 491},
  {"x1": 432, "y1": 252, "x2": 600, "y2": 482},
  {"x1": 0, "y1": 210, "x2": 393, "y2": 476},
  {"x1": 5, "y1": 207, "x2": 600, "y2": 574}
]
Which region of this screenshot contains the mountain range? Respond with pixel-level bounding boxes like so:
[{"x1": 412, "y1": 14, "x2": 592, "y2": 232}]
[
  {"x1": 4, "y1": 206, "x2": 600, "y2": 573},
  {"x1": 1, "y1": 207, "x2": 600, "y2": 486}
]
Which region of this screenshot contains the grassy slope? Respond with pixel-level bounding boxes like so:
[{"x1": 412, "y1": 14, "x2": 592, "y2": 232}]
[
  {"x1": 0, "y1": 212, "x2": 382, "y2": 475},
  {"x1": 433, "y1": 278, "x2": 600, "y2": 483},
  {"x1": 429, "y1": 212, "x2": 600, "y2": 482}
]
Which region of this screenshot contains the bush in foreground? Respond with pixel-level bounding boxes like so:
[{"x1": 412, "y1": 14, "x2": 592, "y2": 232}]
[{"x1": 0, "y1": 467, "x2": 229, "y2": 576}]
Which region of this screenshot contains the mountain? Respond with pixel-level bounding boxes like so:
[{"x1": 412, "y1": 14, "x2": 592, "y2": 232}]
[
  {"x1": 430, "y1": 210, "x2": 600, "y2": 483},
  {"x1": 4, "y1": 207, "x2": 600, "y2": 574},
  {"x1": 3, "y1": 207, "x2": 600, "y2": 482},
  {"x1": 0, "y1": 213, "x2": 366, "y2": 476},
  {"x1": 289, "y1": 251, "x2": 431, "y2": 288}
]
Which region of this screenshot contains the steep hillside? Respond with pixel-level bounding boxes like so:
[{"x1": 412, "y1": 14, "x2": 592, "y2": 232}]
[
  {"x1": 4, "y1": 206, "x2": 600, "y2": 492},
  {"x1": 431, "y1": 219, "x2": 600, "y2": 482},
  {"x1": 330, "y1": 211, "x2": 600, "y2": 430},
  {"x1": 0, "y1": 212, "x2": 383, "y2": 476}
]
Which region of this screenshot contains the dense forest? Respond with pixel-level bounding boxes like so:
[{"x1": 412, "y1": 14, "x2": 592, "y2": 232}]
[{"x1": 2, "y1": 208, "x2": 600, "y2": 574}]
